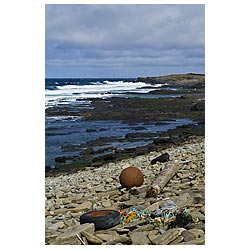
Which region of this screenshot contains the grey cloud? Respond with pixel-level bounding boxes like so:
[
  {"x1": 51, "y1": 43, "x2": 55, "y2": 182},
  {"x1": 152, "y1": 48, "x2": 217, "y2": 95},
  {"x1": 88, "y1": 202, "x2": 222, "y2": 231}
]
[
  {"x1": 45, "y1": 4, "x2": 204, "y2": 77},
  {"x1": 47, "y1": 52, "x2": 203, "y2": 68},
  {"x1": 46, "y1": 5, "x2": 204, "y2": 49}
]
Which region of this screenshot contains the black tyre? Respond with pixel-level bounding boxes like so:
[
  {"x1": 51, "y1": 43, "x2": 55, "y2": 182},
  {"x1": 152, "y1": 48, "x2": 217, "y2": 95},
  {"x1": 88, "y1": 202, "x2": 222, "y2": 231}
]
[{"x1": 80, "y1": 210, "x2": 121, "y2": 230}]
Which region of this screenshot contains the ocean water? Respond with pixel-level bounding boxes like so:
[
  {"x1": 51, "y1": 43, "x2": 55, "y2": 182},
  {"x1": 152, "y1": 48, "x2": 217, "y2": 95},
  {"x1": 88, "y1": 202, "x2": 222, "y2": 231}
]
[
  {"x1": 45, "y1": 78, "x2": 168, "y2": 109},
  {"x1": 45, "y1": 78, "x2": 193, "y2": 167}
]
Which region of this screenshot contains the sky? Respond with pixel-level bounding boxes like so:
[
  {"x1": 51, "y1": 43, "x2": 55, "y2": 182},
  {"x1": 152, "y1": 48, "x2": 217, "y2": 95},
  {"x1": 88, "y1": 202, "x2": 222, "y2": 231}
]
[{"x1": 45, "y1": 4, "x2": 205, "y2": 78}]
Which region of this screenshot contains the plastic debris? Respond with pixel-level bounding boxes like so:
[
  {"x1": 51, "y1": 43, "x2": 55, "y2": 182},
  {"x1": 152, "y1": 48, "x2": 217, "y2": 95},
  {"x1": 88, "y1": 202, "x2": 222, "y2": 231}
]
[
  {"x1": 120, "y1": 199, "x2": 199, "y2": 230},
  {"x1": 120, "y1": 208, "x2": 151, "y2": 224},
  {"x1": 124, "y1": 211, "x2": 137, "y2": 223}
]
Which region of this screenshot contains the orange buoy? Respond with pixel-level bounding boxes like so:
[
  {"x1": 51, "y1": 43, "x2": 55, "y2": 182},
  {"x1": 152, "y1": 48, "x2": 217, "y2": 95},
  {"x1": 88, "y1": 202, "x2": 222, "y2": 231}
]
[{"x1": 119, "y1": 166, "x2": 144, "y2": 189}]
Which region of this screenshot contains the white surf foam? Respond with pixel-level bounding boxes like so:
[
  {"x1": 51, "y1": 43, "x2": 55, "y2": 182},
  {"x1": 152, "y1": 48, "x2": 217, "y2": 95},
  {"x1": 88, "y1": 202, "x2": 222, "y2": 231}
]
[{"x1": 45, "y1": 80, "x2": 160, "y2": 108}]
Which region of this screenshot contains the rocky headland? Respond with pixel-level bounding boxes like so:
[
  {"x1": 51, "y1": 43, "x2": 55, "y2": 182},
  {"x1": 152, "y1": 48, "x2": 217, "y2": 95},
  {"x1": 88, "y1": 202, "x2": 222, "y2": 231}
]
[{"x1": 137, "y1": 73, "x2": 205, "y2": 88}]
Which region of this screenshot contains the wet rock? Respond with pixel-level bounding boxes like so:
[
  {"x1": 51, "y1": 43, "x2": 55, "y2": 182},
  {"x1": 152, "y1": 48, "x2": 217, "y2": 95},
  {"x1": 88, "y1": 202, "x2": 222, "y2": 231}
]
[
  {"x1": 130, "y1": 232, "x2": 150, "y2": 245},
  {"x1": 151, "y1": 152, "x2": 170, "y2": 164},
  {"x1": 153, "y1": 137, "x2": 171, "y2": 145},
  {"x1": 94, "y1": 147, "x2": 115, "y2": 155},
  {"x1": 86, "y1": 129, "x2": 98, "y2": 133},
  {"x1": 93, "y1": 152, "x2": 116, "y2": 162},
  {"x1": 99, "y1": 128, "x2": 107, "y2": 131},
  {"x1": 191, "y1": 101, "x2": 205, "y2": 111},
  {"x1": 125, "y1": 132, "x2": 155, "y2": 139},
  {"x1": 45, "y1": 166, "x2": 51, "y2": 172},
  {"x1": 134, "y1": 126, "x2": 147, "y2": 131},
  {"x1": 135, "y1": 147, "x2": 149, "y2": 156},
  {"x1": 82, "y1": 147, "x2": 94, "y2": 155},
  {"x1": 55, "y1": 156, "x2": 67, "y2": 163}
]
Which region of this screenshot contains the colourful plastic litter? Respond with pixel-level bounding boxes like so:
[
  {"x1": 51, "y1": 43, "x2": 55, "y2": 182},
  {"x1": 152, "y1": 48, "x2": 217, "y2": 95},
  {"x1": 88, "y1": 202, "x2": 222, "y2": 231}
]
[{"x1": 120, "y1": 201, "x2": 199, "y2": 230}]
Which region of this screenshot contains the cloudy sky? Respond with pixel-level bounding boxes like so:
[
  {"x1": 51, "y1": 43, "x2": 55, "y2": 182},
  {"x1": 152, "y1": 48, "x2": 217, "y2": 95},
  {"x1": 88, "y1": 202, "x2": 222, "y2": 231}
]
[{"x1": 45, "y1": 4, "x2": 205, "y2": 78}]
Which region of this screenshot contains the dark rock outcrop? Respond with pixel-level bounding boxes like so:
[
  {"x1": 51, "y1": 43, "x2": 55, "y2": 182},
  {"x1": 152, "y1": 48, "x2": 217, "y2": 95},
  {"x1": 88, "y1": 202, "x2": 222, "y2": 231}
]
[
  {"x1": 86, "y1": 129, "x2": 98, "y2": 133},
  {"x1": 137, "y1": 73, "x2": 205, "y2": 88},
  {"x1": 191, "y1": 101, "x2": 205, "y2": 111},
  {"x1": 151, "y1": 152, "x2": 170, "y2": 165}
]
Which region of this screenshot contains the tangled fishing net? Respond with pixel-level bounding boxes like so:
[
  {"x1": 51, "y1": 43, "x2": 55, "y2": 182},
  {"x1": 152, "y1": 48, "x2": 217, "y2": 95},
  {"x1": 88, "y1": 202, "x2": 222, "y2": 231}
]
[{"x1": 119, "y1": 199, "x2": 199, "y2": 230}]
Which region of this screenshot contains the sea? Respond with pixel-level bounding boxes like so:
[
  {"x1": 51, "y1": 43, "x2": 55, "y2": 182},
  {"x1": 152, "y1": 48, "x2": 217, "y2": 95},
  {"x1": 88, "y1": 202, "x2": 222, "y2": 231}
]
[{"x1": 45, "y1": 78, "x2": 193, "y2": 168}]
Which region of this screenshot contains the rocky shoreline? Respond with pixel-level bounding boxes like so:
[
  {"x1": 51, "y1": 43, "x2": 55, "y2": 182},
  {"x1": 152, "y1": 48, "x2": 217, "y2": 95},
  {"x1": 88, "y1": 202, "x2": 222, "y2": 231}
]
[
  {"x1": 46, "y1": 73, "x2": 205, "y2": 176},
  {"x1": 46, "y1": 122, "x2": 204, "y2": 176},
  {"x1": 45, "y1": 135, "x2": 205, "y2": 245}
]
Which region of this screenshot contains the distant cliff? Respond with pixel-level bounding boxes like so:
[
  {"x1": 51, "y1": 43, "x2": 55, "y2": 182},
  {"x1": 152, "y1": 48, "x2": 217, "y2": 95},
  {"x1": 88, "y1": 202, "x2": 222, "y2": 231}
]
[{"x1": 137, "y1": 73, "x2": 205, "y2": 88}]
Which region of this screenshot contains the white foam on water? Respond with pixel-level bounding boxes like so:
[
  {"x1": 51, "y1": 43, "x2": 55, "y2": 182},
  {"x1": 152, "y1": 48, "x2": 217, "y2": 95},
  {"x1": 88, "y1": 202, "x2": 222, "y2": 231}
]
[
  {"x1": 45, "y1": 80, "x2": 161, "y2": 108},
  {"x1": 45, "y1": 115, "x2": 81, "y2": 123}
]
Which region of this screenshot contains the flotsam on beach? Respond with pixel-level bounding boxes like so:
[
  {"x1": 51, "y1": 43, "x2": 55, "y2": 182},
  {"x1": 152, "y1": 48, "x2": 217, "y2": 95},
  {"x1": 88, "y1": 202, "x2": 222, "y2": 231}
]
[{"x1": 45, "y1": 135, "x2": 205, "y2": 245}]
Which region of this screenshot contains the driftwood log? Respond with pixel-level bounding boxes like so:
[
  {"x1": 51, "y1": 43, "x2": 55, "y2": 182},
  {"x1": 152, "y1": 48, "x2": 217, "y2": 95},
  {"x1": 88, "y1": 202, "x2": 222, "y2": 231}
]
[{"x1": 146, "y1": 160, "x2": 190, "y2": 197}]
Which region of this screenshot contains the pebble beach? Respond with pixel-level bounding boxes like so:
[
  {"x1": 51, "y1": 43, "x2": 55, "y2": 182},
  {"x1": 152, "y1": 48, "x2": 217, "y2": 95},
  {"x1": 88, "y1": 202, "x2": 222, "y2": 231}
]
[{"x1": 45, "y1": 135, "x2": 205, "y2": 245}]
